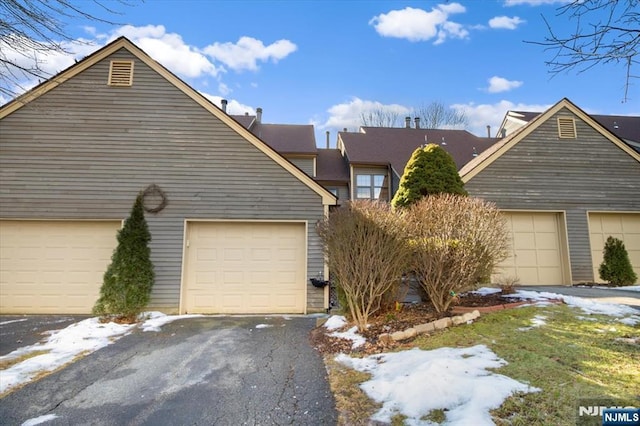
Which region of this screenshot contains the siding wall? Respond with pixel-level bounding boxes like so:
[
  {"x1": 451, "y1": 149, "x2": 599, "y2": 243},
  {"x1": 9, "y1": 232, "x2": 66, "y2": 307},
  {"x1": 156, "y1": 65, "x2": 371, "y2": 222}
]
[
  {"x1": 351, "y1": 166, "x2": 391, "y2": 201},
  {"x1": 466, "y1": 107, "x2": 640, "y2": 282},
  {"x1": 0, "y1": 48, "x2": 327, "y2": 311},
  {"x1": 286, "y1": 157, "x2": 315, "y2": 177}
]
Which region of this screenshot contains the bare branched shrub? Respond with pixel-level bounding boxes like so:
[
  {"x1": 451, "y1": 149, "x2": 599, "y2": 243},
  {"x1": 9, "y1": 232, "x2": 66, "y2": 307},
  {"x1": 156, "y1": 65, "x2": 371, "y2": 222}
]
[
  {"x1": 402, "y1": 194, "x2": 509, "y2": 313},
  {"x1": 497, "y1": 275, "x2": 520, "y2": 295},
  {"x1": 317, "y1": 201, "x2": 412, "y2": 332}
]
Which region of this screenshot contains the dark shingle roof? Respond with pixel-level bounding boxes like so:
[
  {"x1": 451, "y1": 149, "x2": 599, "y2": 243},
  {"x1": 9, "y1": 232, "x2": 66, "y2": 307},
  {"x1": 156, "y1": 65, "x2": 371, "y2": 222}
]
[
  {"x1": 315, "y1": 149, "x2": 349, "y2": 182},
  {"x1": 340, "y1": 127, "x2": 498, "y2": 174},
  {"x1": 230, "y1": 114, "x2": 256, "y2": 129},
  {"x1": 250, "y1": 123, "x2": 317, "y2": 155}
]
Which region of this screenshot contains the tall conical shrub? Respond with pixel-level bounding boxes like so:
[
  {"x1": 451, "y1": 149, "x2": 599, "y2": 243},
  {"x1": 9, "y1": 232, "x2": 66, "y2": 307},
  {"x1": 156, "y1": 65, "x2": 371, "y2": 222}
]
[
  {"x1": 93, "y1": 193, "x2": 154, "y2": 321},
  {"x1": 392, "y1": 143, "x2": 467, "y2": 209},
  {"x1": 598, "y1": 236, "x2": 637, "y2": 286}
]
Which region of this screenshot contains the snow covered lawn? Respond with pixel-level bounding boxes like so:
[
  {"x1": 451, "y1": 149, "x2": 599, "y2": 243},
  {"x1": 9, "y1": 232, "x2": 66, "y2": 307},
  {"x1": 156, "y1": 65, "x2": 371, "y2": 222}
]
[{"x1": 327, "y1": 289, "x2": 640, "y2": 425}]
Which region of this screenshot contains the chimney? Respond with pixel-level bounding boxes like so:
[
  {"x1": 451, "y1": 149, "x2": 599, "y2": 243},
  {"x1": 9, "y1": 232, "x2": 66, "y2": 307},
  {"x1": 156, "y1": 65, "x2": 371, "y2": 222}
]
[
  {"x1": 343, "y1": 128, "x2": 347, "y2": 132},
  {"x1": 486, "y1": 125, "x2": 491, "y2": 138},
  {"x1": 414, "y1": 117, "x2": 420, "y2": 129},
  {"x1": 500, "y1": 128, "x2": 506, "y2": 138},
  {"x1": 221, "y1": 99, "x2": 227, "y2": 113},
  {"x1": 256, "y1": 107, "x2": 262, "y2": 124},
  {"x1": 405, "y1": 117, "x2": 411, "y2": 128},
  {"x1": 326, "y1": 131, "x2": 330, "y2": 149}
]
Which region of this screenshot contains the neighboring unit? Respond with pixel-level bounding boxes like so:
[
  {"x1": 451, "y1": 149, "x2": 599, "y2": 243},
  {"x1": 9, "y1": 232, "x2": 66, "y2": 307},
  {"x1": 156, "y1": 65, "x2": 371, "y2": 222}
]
[
  {"x1": 461, "y1": 98, "x2": 640, "y2": 285},
  {"x1": 0, "y1": 37, "x2": 336, "y2": 315}
]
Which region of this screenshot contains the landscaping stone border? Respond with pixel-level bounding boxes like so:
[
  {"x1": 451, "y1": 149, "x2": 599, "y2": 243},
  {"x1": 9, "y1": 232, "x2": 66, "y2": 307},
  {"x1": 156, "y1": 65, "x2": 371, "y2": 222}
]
[{"x1": 378, "y1": 310, "x2": 481, "y2": 344}]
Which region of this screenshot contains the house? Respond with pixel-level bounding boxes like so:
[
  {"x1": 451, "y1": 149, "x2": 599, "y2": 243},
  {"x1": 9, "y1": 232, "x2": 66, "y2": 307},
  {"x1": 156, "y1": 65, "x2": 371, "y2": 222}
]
[
  {"x1": 0, "y1": 37, "x2": 337, "y2": 315},
  {"x1": 331, "y1": 123, "x2": 498, "y2": 203},
  {"x1": 461, "y1": 98, "x2": 640, "y2": 285}
]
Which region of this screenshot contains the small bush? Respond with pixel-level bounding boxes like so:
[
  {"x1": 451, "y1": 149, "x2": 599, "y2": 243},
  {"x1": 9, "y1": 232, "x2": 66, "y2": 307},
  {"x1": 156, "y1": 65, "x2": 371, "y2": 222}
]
[
  {"x1": 93, "y1": 193, "x2": 155, "y2": 322},
  {"x1": 317, "y1": 201, "x2": 412, "y2": 331},
  {"x1": 392, "y1": 143, "x2": 467, "y2": 209},
  {"x1": 401, "y1": 194, "x2": 509, "y2": 313},
  {"x1": 598, "y1": 236, "x2": 637, "y2": 286}
]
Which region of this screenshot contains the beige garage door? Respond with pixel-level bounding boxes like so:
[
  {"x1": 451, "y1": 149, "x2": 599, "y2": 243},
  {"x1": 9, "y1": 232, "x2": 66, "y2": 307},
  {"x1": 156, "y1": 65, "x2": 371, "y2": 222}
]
[
  {"x1": 495, "y1": 212, "x2": 566, "y2": 285},
  {"x1": 589, "y1": 213, "x2": 640, "y2": 284},
  {"x1": 182, "y1": 222, "x2": 306, "y2": 314},
  {"x1": 0, "y1": 220, "x2": 120, "y2": 314}
]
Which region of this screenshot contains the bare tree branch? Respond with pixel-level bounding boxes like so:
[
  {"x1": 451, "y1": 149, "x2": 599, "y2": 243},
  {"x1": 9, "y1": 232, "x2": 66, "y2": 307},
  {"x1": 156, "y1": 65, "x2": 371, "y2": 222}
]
[
  {"x1": 360, "y1": 101, "x2": 467, "y2": 129},
  {"x1": 528, "y1": 0, "x2": 639, "y2": 103},
  {"x1": 0, "y1": 0, "x2": 136, "y2": 99}
]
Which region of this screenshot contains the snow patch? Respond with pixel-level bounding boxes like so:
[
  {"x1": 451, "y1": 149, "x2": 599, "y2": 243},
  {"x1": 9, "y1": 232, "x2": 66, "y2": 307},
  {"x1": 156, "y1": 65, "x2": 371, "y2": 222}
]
[
  {"x1": 331, "y1": 326, "x2": 366, "y2": 349},
  {"x1": 470, "y1": 287, "x2": 502, "y2": 296},
  {"x1": 323, "y1": 315, "x2": 347, "y2": 330},
  {"x1": 255, "y1": 324, "x2": 273, "y2": 329},
  {"x1": 20, "y1": 414, "x2": 60, "y2": 426},
  {"x1": 518, "y1": 315, "x2": 547, "y2": 331},
  {"x1": 140, "y1": 312, "x2": 204, "y2": 332},
  {"x1": 0, "y1": 318, "x2": 29, "y2": 326},
  {"x1": 336, "y1": 345, "x2": 539, "y2": 425}
]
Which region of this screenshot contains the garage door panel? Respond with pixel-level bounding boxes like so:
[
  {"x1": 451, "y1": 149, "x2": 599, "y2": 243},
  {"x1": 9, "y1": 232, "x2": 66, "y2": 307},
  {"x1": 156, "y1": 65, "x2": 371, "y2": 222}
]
[
  {"x1": 1, "y1": 220, "x2": 120, "y2": 314},
  {"x1": 589, "y1": 213, "x2": 640, "y2": 284},
  {"x1": 183, "y1": 222, "x2": 306, "y2": 314},
  {"x1": 495, "y1": 212, "x2": 565, "y2": 285}
]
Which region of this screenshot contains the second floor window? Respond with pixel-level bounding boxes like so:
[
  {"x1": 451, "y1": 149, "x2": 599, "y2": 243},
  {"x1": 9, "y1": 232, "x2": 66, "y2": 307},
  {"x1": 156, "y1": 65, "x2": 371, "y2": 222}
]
[{"x1": 356, "y1": 174, "x2": 387, "y2": 200}]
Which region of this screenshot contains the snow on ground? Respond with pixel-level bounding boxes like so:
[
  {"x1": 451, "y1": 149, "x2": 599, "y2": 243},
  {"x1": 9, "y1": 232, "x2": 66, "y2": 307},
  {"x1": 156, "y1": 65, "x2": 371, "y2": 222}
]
[
  {"x1": 518, "y1": 315, "x2": 547, "y2": 331},
  {"x1": 0, "y1": 318, "x2": 28, "y2": 326},
  {"x1": 20, "y1": 414, "x2": 59, "y2": 426},
  {"x1": 0, "y1": 313, "x2": 203, "y2": 395},
  {"x1": 503, "y1": 289, "x2": 640, "y2": 325},
  {"x1": 336, "y1": 345, "x2": 539, "y2": 425},
  {"x1": 323, "y1": 315, "x2": 366, "y2": 348}
]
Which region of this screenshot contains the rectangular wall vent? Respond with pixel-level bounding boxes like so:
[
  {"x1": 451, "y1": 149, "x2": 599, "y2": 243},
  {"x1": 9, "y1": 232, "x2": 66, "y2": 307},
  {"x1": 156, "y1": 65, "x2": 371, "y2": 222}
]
[
  {"x1": 557, "y1": 117, "x2": 577, "y2": 138},
  {"x1": 108, "y1": 60, "x2": 134, "y2": 86}
]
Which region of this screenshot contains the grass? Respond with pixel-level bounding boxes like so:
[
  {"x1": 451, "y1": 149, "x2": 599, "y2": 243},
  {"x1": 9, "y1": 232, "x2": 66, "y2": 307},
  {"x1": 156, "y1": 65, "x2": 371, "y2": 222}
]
[
  {"x1": 0, "y1": 350, "x2": 51, "y2": 370},
  {"x1": 325, "y1": 304, "x2": 639, "y2": 425}
]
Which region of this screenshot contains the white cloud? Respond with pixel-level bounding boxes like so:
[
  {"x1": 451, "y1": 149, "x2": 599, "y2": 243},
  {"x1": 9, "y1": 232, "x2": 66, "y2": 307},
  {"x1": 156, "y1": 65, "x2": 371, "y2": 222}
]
[
  {"x1": 451, "y1": 100, "x2": 550, "y2": 136},
  {"x1": 218, "y1": 82, "x2": 231, "y2": 96},
  {"x1": 321, "y1": 97, "x2": 411, "y2": 131},
  {"x1": 369, "y1": 4, "x2": 469, "y2": 44},
  {"x1": 203, "y1": 36, "x2": 297, "y2": 71},
  {"x1": 488, "y1": 16, "x2": 525, "y2": 30},
  {"x1": 486, "y1": 76, "x2": 523, "y2": 93},
  {"x1": 112, "y1": 25, "x2": 220, "y2": 78},
  {"x1": 504, "y1": 0, "x2": 568, "y2": 5},
  {"x1": 200, "y1": 92, "x2": 255, "y2": 116}
]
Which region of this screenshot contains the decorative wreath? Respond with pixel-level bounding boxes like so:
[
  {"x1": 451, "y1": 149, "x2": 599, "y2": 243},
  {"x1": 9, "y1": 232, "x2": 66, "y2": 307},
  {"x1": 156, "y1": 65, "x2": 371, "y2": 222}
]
[{"x1": 142, "y1": 184, "x2": 168, "y2": 213}]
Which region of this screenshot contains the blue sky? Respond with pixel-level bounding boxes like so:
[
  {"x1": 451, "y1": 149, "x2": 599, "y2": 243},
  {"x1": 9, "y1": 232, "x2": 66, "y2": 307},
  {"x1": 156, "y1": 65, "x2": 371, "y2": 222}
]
[{"x1": 2, "y1": 0, "x2": 638, "y2": 146}]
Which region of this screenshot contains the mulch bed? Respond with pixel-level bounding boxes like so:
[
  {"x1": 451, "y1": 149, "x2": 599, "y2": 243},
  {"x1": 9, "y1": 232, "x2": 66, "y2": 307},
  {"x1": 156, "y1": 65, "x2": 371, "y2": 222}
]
[{"x1": 310, "y1": 291, "x2": 533, "y2": 355}]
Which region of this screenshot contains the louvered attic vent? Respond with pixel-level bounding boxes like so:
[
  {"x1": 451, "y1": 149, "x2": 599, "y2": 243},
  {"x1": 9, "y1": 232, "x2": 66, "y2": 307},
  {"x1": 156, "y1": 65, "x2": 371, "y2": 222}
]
[
  {"x1": 108, "y1": 60, "x2": 134, "y2": 86},
  {"x1": 557, "y1": 116, "x2": 577, "y2": 138}
]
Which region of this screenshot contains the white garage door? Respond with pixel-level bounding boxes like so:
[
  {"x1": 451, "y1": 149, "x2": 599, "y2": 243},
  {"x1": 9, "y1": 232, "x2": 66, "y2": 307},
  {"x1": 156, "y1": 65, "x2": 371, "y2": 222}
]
[
  {"x1": 495, "y1": 212, "x2": 566, "y2": 285},
  {"x1": 589, "y1": 213, "x2": 640, "y2": 284},
  {"x1": 0, "y1": 220, "x2": 120, "y2": 314},
  {"x1": 182, "y1": 222, "x2": 306, "y2": 314}
]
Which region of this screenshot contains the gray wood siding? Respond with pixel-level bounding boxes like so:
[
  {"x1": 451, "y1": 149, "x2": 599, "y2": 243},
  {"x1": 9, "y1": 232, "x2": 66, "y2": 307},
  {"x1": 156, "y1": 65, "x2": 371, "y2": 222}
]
[
  {"x1": 286, "y1": 157, "x2": 315, "y2": 177},
  {"x1": 466, "y1": 107, "x2": 640, "y2": 282},
  {"x1": 0, "y1": 48, "x2": 327, "y2": 312}
]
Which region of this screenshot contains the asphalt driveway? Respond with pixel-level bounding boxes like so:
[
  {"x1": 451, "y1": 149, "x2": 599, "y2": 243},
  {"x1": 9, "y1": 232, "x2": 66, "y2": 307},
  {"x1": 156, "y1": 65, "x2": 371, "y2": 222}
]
[{"x1": 0, "y1": 316, "x2": 337, "y2": 426}]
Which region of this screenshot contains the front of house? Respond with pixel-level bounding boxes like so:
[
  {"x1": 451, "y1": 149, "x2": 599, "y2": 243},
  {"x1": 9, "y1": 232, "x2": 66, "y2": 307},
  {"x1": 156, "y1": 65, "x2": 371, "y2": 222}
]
[
  {"x1": 0, "y1": 38, "x2": 336, "y2": 315},
  {"x1": 1, "y1": 38, "x2": 638, "y2": 316}
]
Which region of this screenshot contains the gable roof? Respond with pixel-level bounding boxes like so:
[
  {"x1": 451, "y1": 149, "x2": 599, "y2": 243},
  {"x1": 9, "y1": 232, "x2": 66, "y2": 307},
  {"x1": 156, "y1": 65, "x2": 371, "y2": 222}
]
[
  {"x1": 339, "y1": 127, "x2": 497, "y2": 175},
  {"x1": 460, "y1": 98, "x2": 640, "y2": 182},
  {"x1": 500, "y1": 110, "x2": 640, "y2": 151},
  {"x1": 0, "y1": 37, "x2": 336, "y2": 205}
]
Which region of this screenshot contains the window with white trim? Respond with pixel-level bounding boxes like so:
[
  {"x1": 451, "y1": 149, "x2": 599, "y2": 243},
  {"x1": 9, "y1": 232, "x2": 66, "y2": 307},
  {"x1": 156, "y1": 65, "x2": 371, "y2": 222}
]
[{"x1": 355, "y1": 174, "x2": 388, "y2": 200}]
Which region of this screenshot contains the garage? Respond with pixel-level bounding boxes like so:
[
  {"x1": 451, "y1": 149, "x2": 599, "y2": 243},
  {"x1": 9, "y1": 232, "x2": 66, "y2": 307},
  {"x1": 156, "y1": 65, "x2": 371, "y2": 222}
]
[
  {"x1": 589, "y1": 213, "x2": 640, "y2": 284},
  {"x1": 0, "y1": 220, "x2": 120, "y2": 314},
  {"x1": 182, "y1": 222, "x2": 307, "y2": 314},
  {"x1": 495, "y1": 212, "x2": 567, "y2": 285}
]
